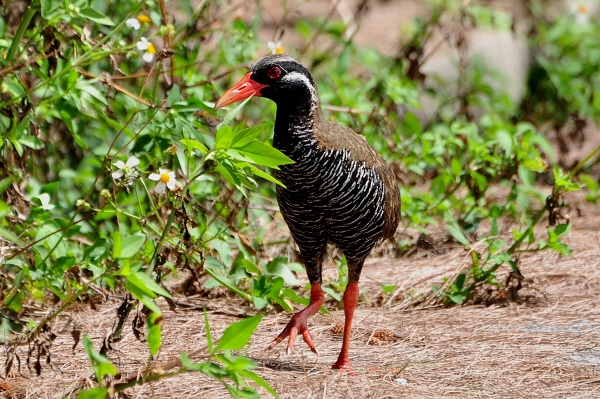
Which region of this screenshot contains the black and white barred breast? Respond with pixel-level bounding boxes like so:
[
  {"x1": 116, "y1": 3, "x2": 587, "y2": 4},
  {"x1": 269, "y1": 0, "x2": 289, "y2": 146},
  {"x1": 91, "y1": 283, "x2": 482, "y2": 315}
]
[{"x1": 275, "y1": 134, "x2": 387, "y2": 265}]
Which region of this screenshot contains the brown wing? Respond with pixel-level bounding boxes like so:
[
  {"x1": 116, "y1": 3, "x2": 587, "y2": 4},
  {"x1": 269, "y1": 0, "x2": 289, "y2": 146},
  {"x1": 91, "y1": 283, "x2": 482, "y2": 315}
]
[{"x1": 312, "y1": 111, "x2": 401, "y2": 239}]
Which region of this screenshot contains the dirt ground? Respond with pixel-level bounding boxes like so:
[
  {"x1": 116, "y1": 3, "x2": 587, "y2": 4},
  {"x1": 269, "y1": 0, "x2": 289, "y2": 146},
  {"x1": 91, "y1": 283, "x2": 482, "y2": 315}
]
[{"x1": 2, "y1": 189, "x2": 600, "y2": 399}]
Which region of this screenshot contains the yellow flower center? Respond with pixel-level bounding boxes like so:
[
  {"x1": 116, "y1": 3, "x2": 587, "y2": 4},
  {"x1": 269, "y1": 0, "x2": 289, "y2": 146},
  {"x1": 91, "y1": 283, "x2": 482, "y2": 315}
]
[
  {"x1": 137, "y1": 14, "x2": 151, "y2": 24},
  {"x1": 160, "y1": 172, "x2": 171, "y2": 183},
  {"x1": 578, "y1": 4, "x2": 588, "y2": 14},
  {"x1": 147, "y1": 43, "x2": 156, "y2": 54},
  {"x1": 275, "y1": 46, "x2": 284, "y2": 54}
]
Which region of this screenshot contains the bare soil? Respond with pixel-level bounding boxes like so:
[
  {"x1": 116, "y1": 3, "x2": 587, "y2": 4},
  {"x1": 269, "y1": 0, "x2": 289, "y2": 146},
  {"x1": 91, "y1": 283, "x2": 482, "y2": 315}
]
[{"x1": 2, "y1": 191, "x2": 600, "y2": 399}]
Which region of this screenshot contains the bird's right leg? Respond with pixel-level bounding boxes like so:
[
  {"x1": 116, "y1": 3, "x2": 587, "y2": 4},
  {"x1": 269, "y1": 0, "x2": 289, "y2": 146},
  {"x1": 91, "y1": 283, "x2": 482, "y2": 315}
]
[
  {"x1": 268, "y1": 210, "x2": 327, "y2": 355},
  {"x1": 267, "y1": 282, "x2": 324, "y2": 355}
]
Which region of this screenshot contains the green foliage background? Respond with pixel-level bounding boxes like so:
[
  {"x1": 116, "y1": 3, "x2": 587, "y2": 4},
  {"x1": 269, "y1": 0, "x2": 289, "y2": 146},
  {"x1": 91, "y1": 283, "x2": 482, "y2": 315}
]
[{"x1": 0, "y1": 0, "x2": 598, "y2": 396}]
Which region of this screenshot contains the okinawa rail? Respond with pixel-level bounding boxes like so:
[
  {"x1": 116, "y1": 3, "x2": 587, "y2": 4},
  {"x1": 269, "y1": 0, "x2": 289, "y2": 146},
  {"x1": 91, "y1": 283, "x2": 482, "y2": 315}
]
[{"x1": 215, "y1": 54, "x2": 400, "y2": 370}]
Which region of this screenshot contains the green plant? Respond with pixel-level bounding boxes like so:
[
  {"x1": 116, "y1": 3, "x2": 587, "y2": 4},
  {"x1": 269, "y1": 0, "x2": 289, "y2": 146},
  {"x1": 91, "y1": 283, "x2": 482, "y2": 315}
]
[
  {"x1": 77, "y1": 314, "x2": 274, "y2": 399},
  {"x1": 0, "y1": 0, "x2": 288, "y2": 395}
]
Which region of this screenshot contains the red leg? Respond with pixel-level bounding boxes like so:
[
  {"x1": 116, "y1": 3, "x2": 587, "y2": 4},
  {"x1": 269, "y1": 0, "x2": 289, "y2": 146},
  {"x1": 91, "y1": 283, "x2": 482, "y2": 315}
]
[
  {"x1": 268, "y1": 283, "x2": 325, "y2": 355},
  {"x1": 332, "y1": 281, "x2": 359, "y2": 370}
]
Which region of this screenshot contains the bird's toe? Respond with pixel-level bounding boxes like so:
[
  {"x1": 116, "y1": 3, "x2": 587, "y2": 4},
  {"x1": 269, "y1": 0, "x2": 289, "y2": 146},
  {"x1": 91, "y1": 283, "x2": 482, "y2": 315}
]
[{"x1": 268, "y1": 313, "x2": 319, "y2": 356}]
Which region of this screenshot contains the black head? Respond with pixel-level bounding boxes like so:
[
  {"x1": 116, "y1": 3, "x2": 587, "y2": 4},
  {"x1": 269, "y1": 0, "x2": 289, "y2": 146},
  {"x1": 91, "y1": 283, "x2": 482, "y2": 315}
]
[{"x1": 215, "y1": 55, "x2": 320, "y2": 111}]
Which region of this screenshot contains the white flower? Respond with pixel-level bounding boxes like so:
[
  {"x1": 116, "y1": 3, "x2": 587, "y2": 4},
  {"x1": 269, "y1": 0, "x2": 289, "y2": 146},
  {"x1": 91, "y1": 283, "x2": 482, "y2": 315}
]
[
  {"x1": 112, "y1": 156, "x2": 140, "y2": 180},
  {"x1": 148, "y1": 168, "x2": 178, "y2": 194},
  {"x1": 136, "y1": 37, "x2": 156, "y2": 63},
  {"x1": 268, "y1": 41, "x2": 284, "y2": 54},
  {"x1": 569, "y1": 1, "x2": 596, "y2": 24},
  {"x1": 126, "y1": 15, "x2": 151, "y2": 30},
  {"x1": 126, "y1": 18, "x2": 141, "y2": 30}
]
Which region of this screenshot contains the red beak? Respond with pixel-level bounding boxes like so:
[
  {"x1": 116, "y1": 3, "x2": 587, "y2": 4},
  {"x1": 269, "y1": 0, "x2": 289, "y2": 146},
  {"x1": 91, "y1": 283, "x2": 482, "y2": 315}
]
[{"x1": 215, "y1": 72, "x2": 268, "y2": 109}]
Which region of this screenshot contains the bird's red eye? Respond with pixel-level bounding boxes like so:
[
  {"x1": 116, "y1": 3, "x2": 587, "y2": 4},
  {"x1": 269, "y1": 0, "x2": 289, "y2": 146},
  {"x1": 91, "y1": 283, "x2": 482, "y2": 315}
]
[{"x1": 267, "y1": 66, "x2": 281, "y2": 79}]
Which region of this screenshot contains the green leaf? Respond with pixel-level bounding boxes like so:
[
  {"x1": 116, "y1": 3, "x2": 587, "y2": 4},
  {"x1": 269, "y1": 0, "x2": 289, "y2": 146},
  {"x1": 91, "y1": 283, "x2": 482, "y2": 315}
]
[
  {"x1": 180, "y1": 138, "x2": 208, "y2": 154},
  {"x1": 449, "y1": 293, "x2": 466, "y2": 304},
  {"x1": 450, "y1": 158, "x2": 462, "y2": 178},
  {"x1": 134, "y1": 271, "x2": 172, "y2": 298},
  {"x1": 264, "y1": 256, "x2": 299, "y2": 286},
  {"x1": 235, "y1": 161, "x2": 285, "y2": 187},
  {"x1": 252, "y1": 296, "x2": 268, "y2": 310},
  {"x1": 496, "y1": 129, "x2": 513, "y2": 154},
  {"x1": 230, "y1": 141, "x2": 293, "y2": 168},
  {"x1": 147, "y1": 313, "x2": 162, "y2": 356},
  {"x1": 0, "y1": 177, "x2": 12, "y2": 194},
  {"x1": 215, "y1": 163, "x2": 239, "y2": 187},
  {"x1": 19, "y1": 135, "x2": 44, "y2": 150},
  {"x1": 181, "y1": 355, "x2": 228, "y2": 378},
  {"x1": 77, "y1": 387, "x2": 109, "y2": 399},
  {"x1": 123, "y1": 271, "x2": 172, "y2": 299},
  {"x1": 5, "y1": 289, "x2": 24, "y2": 312},
  {"x1": 267, "y1": 277, "x2": 286, "y2": 305},
  {"x1": 5, "y1": 7, "x2": 36, "y2": 63},
  {"x1": 446, "y1": 218, "x2": 470, "y2": 246},
  {"x1": 79, "y1": 8, "x2": 114, "y2": 26},
  {"x1": 554, "y1": 223, "x2": 570, "y2": 237},
  {"x1": 124, "y1": 276, "x2": 162, "y2": 314},
  {"x1": 204, "y1": 310, "x2": 214, "y2": 354},
  {"x1": 215, "y1": 315, "x2": 263, "y2": 352},
  {"x1": 83, "y1": 238, "x2": 108, "y2": 261},
  {"x1": 204, "y1": 258, "x2": 252, "y2": 301},
  {"x1": 231, "y1": 125, "x2": 265, "y2": 148},
  {"x1": 223, "y1": 355, "x2": 256, "y2": 371},
  {"x1": 521, "y1": 157, "x2": 547, "y2": 173},
  {"x1": 76, "y1": 80, "x2": 108, "y2": 105},
  {"x1": 216, "y1": 96, "x2": 254, "y2": 129},
  {"x1": 322, "y1": 284, "x2": 341, "y2": 301},
  {"x1": 295, "y1": 20, "x2": 312, "y2": 38},
  {"x1": 453, "y1": 273, "x2": 466, "y2": 290},
  {"x1": 238, "y1": 369, "x2": 280, "y2": 398},
  {"x1": 81, "y1": 335, "x2": 117, "y2": 383},
  {"x1": 215, "y1": 126, "x2": 234, "y2": 149},
  {"x1": 12, "y1": 113, "x2": 32, "y2": 138},
  {"x1": 135, "y1": 291, "x2": 162, "y2": 314},
  {"x1": 167, "y1": 85, "x2": 181, "y2": 107},
  {"x1": 381, "y1": 284, "x2": 397, "y2": 294},
  {"x1": 39, "y1": 0, "x2": 54, "y2": 18},
  {"x1": 180, "y1": 352, "x2": 197, "y2": 370},
  {"x1": 281, "y1": 287, "x2": 308, "y2": 307},
  {"x1": 113, "y1": 232, "x2": 145, "y2": 259}
]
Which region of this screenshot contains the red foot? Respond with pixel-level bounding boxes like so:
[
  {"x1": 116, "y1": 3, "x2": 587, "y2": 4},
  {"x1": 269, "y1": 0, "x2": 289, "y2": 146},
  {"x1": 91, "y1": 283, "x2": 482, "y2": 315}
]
[
  {"x1": 332, "y1": 350, "x2": 353, "y2": 370},
  {"x1": 332, "y1": 359, "x2": 352, "y2": 370},
  {"x1": 268, "y1": 310, "x2": 319, "y2": 355},
  {"x1": 268, "y1": 284, "x2": 324, "y2": 356}
]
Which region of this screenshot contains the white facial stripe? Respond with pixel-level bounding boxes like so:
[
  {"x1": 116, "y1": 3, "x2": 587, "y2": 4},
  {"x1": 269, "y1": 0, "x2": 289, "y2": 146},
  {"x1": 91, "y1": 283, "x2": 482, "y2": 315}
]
[{"x1": 282, "y1": 71, "x2": 318, "y2": 104}]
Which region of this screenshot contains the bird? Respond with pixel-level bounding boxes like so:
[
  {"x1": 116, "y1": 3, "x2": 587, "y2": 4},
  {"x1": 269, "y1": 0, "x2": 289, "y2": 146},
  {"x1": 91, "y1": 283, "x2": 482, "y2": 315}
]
[{"x1": 215, "y1": 54, "x2": 400, "y2": 370}]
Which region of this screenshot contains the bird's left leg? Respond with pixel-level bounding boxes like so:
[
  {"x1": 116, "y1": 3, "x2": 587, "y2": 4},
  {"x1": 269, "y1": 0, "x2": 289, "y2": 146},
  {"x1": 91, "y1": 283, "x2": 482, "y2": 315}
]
[
  {"x1": 332, "y1": 258, "x2": 364, "y2": 370},
  {"x1": 331, "y1": 280, "x2": 359, "y2": 370},
  {"x1": 268, "y1": 282, "x2": 324, "y2": 355}
]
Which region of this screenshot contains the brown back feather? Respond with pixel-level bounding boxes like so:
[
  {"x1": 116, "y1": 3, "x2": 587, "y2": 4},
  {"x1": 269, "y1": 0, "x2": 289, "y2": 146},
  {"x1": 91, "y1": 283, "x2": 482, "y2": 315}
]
[{"x1": 312, "y1": 110, "x2": 401, "y2": 239}]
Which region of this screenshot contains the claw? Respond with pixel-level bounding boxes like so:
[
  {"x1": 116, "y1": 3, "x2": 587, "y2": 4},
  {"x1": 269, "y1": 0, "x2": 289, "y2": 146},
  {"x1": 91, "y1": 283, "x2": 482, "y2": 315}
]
[
  {"x1": 268, "y1": 284, "x2": 325, "y2": 358},
  {"x1": 268, "y1": 310, "x2": 319, "y2": 357},
  {"x1": 302, "y1": 330, "x2": 319, "y2": 355}
]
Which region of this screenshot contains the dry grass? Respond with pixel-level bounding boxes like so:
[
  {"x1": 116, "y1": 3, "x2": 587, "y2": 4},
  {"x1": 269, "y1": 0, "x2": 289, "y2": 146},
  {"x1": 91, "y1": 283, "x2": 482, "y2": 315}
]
[{"x1": 2, "y1": 199, "x2": 600, "y2": 398}]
